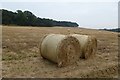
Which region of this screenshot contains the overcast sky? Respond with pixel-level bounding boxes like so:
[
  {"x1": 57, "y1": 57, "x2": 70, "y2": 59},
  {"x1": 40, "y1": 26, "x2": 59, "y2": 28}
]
[{"x1": 0, "y1": 0, "x2": 119, "y2": 29}]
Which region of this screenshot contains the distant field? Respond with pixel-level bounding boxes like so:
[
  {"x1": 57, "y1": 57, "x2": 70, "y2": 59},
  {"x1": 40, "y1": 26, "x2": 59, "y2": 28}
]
[{"x1": 2, "y1": 26, "x2": 119, "y2": 78}]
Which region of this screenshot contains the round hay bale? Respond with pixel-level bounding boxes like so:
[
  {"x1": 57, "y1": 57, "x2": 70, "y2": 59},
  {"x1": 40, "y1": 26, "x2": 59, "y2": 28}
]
[
  {"x1": 40, "y1": 34, "x2": 81, "y2": 67},
  {"x1": 38, "y1": 34, "x2": 48, "y2": 56},
  {"x1": 67, "y1": 29, "x2": 70, "y2": 34},
  {"x1": 90, "y1": 35, "x2": 97, "y2": 56},
  {"x1": 70, "y1": 34, "x2": 97, "y2": 59}
]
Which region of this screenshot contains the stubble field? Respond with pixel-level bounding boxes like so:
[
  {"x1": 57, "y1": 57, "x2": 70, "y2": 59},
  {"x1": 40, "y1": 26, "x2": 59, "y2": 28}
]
[{"x1": 2, "y1": 26, "x2": 119, "y2": 78}]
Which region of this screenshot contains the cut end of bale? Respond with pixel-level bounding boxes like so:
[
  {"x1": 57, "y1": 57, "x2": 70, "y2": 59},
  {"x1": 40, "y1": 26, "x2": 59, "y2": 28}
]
[{"x1": 57, "y1": 36, "x2": 81, "y2": 67}]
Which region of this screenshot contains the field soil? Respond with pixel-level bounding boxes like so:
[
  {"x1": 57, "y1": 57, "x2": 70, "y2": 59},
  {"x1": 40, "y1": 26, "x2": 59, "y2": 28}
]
[{"x1": 2, "y1": 26, "x2": 119, "y2": 78}]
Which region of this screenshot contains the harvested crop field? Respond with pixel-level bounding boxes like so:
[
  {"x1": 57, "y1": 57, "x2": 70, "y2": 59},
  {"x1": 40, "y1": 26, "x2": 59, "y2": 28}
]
[{"x1": 2, "y1": 26, "x2": 119, "y2": 78}]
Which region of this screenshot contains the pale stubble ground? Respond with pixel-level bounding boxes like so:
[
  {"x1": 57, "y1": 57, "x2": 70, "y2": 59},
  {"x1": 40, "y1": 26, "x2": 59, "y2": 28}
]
[{"x1": 2, "y1": 26, "x2": 119, "y2": 78}]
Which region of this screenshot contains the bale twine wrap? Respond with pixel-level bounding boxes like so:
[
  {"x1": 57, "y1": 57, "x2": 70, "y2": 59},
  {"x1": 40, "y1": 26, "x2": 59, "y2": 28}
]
[
  {"x1": 40, "y1": 34, "x2": 81, "y2": 67},
  {"x1": 70, "y1": 34, "x2": 97, "y2": 59}
]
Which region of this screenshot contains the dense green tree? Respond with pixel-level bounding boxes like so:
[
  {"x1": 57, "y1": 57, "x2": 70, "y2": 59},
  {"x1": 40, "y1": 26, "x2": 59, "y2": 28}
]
[
  {"x1": 1, "y1": 9, "x2": 79, "y2": 27},
  {"x1": 23, "y1": 11, "x2": 37, "y2": 26},
  {"x1": 15, "y1": 10, "x2": 27, "y2": 25},
  {"x1": 2, "y1": 9, "x2": 16, "y2": 25}
]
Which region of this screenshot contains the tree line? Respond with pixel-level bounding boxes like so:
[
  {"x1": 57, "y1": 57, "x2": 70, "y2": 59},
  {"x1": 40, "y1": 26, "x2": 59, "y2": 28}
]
[
  {"x1": 100, "y1": 28, "x2": 120, "y2": 33},
  {"x1": 1, "y1": 9, "x2": 79, "y2": 27}
]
